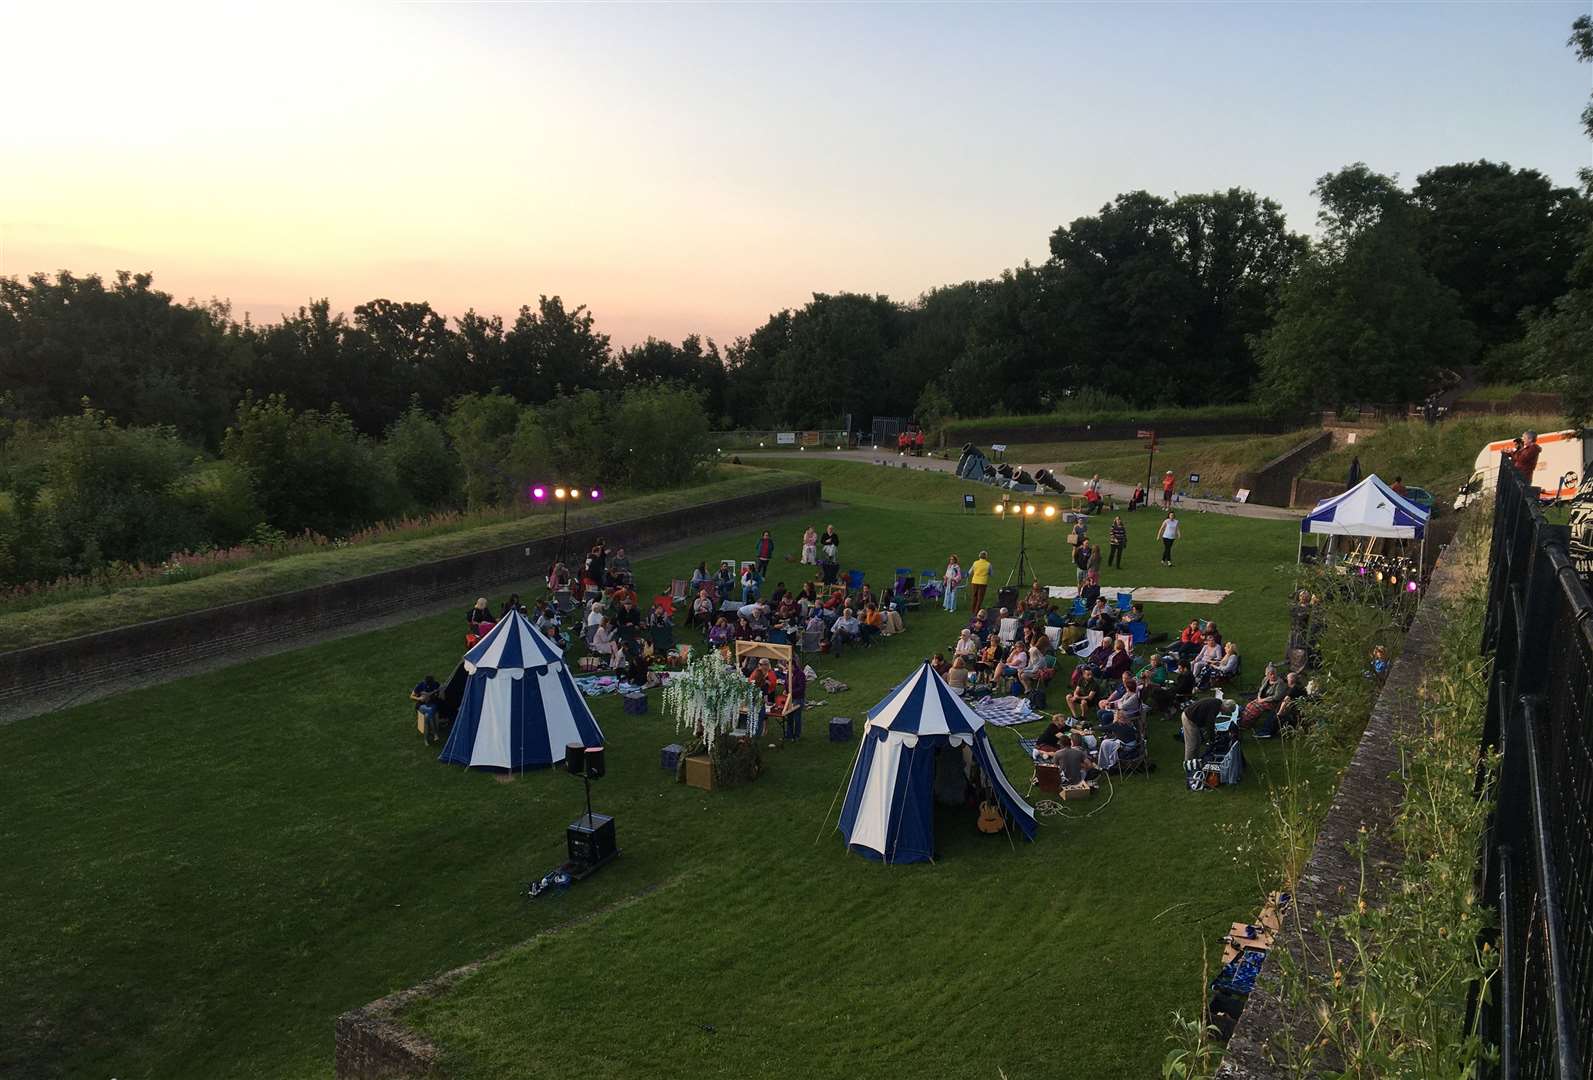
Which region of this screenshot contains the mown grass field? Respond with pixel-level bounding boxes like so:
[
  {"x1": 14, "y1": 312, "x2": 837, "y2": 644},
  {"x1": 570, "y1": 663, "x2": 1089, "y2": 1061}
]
[
  {"x1": 992, "y1": 430, "x2": 1320, "y2": 493},
  {"x1": 3, "y1": 461, "x2": 1321, "y2": 1080}
]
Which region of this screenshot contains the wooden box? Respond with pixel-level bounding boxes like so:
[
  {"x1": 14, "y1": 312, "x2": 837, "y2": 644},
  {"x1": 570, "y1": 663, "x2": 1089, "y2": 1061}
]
[{"x1": 683, "y1": 753, "x2": 716, "y2": 792}]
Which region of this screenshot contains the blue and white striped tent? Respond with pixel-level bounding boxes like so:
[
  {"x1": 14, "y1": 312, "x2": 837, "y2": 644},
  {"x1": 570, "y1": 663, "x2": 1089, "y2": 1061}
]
[
  {"x1": 1300, "y1": 474, "x2": 1428, "y2": 540},
  {"x1": 837, "y1": 662, "x2": 1037, "y2": 864},
  {"x1": 438, "y1": 609, "x2": 604, "y2": 772}
]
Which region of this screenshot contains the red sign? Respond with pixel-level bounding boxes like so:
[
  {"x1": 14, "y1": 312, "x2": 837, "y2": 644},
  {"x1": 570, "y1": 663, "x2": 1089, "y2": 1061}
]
[{"x1": 1137, "y1": 429, "x2": 1155, "y2": 439}]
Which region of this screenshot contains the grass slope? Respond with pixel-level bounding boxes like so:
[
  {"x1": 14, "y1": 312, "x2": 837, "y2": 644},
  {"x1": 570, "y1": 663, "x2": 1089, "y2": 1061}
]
[
  {"x1": 2, "y1": 460, "x2": 1310, "y2": 1080},
  {"x1": 1304, "y1": 414, "x2": 1566, "y2": 496},
  {"x1": 0, "y1": 468, "x2": 784, "y2": 653}
]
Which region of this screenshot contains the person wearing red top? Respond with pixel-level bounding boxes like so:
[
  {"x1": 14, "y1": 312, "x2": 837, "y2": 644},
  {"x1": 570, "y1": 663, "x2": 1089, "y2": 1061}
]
[
  {"x1": 1391, "y1": 476, "x2": 1408, "y2": 496},
  {"x1": 1512, "y1": 430, "x2": 1541, "y2": 479},
  {"x1": 1161, "y1": 470, "x2": 1175, "y2": 506}
]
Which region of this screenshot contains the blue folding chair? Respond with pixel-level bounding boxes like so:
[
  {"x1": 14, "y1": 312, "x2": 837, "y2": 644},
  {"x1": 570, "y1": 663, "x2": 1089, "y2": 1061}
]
[
  {"x1": 1116, "y1": 592, "x2": 1133, "y2": 613},
  {"x1": 895, "y1": 567, "x2": 914, "y2": 590},
  {"x1": 1130, "y1": 621, "x2": 1150, "y2": 645},
  {"x1": 846, "y1": 569, "x2": 865, "y2": 590},
  {"x1": 1070, "y1": 598, "x2": 1087, "y2": 617}
]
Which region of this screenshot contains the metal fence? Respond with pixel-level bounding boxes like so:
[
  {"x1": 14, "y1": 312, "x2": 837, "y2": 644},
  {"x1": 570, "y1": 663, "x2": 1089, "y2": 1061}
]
[{"x1": 1479, "y1": 456, "x2": 1593, "y2": 1080}]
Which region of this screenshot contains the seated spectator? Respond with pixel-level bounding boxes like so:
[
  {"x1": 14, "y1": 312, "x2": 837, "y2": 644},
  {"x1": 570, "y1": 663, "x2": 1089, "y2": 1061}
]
[
  {"x1": 734, "y1": 616, "x2": 756, "y2": 641},
  {"x1": 878, "y1": 602, "x2": 905, "y2": 636},
  {"x1": 1082, "y1": 638, "x2": 1114, "y2": 675},
  {"x1": 411, "y1": 674, "x2": 442, "y2": 739},
  {"x1": 1097, "y1": 670, "x2": 1141, "y2": 725},
  {"x1": 797, "y1": 582, "x2": 818, "y2": 613},
  {"x1": 613, "y1": 597, "x2": 642, "y2": 639},
  {"x1": 1170, "y1": 619, "x2": 1205, "y2": 662},
  {"x1": 1044, "y1": 604, "x2": 1067, "y2": 628},
  {"x1": 1058, "y1": 733, "x2": 1100, "y2": 784},
  {"x1": 690, "y1": 561, "x2": 710, "y2": 591},
  {"x1": 468, "y1": 597, "x2": 494, "y2": 627},
  {"x1": 1275, "y1": 671, "x2": 1308, "y2": 731},
  {"x1": 995, "y1": 641, "x2": 1029, "y2": 683},
  {"x1": 954, "y1": 628, "x2": 979, "y2": 662},
  {"x1": 1033, "y1": 714, "x2": 1070, "y2": 757},
  {"x1": 1066, "y1": 665, "x2": 1099, "y2": 718},
  {"x1": 740, "y1": 566, "x2": 762, "y2": 603},
  {"x1": 931, "y1": 652, "x2": 950, "y2": 677},
  {"x1": 1190, "y1": 635, "x2": 1223, "y2": 676},
  {"x1": 803, "y1": 611, "x2": 827, "y2": 642},
  {"x1": 968, "y1": 609, "x2": 991, "y2": 643},
  {"x1": 1242, "y1": 665, "x2": 1286, "y2": 729},
  {"x1": 737, "y1": 598, "x2": 767, "y2": 624},
  {"x1": 1101, "y1": 639, "x2": 1131, "y2": 681},
  {"x1": 1120, "y1": 603, "x2": 1144, "y2": 629},
  {"x1": 974, "y1": 638, "x2": 1001, "y2": 675},
  {"x1": 548, "y1": 562, "x2": 574, "y2": 594},
  {"x1": 768, "y1": 582, "x2": 788, "y2": 609},
  {"x1": 1205, "y1": 623, "x2": 1223, "y2": 647},
  {"x1": 502, "y1": 593, "x2": 526, "y2": 617},
  {"x1": 708, "y1": 616, "x2": 734, "y2": 649},
  {"x1": 590, "y1": 618, "x2": 621, "y2": 668},
  {"x1": 1086, "y1": 600, "x2": 1117, "y2": 635},
  {"x1": 1366, "y1": 644, "x2": 1390, "y2": 679},
  {"x1": 715, "y1": 563, "x2": 735, "y2": 594},
  {"x1": 860, "y1": 604, "x2": 883, "y2": 643},
  {"x1": 1018, "y1": 643, "x2": 1056, "y2": 695},
  {"x1": 1196, "y1": 641, "x2": 1240, "y2": 688},
  {"x1": 832, "y1": 608, "x2": 863, "y2": 649},
  {"x1": 946, "y1": 655, "x2": 971, "y2": 692},
  {"x1": 690, "y1": 589, "x2": 714, "y2": 627},
  {"x1": 775, "y1": 593, "x2": 800, "y2": 626},
  {"x1": 749, "y1": 658, "x2": 779, "y2": 700},
  {"x1": 608, "y1": 547, "x2": 633, "y2": 586},
  {"x1": 1022, "y1": 580, "x2": 1047, "y2": 613}
]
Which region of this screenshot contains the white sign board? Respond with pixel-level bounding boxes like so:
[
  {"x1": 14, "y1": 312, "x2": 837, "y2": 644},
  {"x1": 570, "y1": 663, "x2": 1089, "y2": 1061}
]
[
  {"x1": 991, "y1": 443, "x2": 1007, "y2": 452},
  {"x1": 1235, "y1": 488, "x2": 1251, "y2": 504},
  {"x1": 776, "y1": 432, "x2": 796, "y2": 445}
]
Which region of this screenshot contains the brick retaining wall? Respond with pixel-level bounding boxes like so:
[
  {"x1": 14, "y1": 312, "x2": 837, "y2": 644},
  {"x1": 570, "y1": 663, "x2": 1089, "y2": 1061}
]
[
  {"x1": 943, "y1": 414, "x2": 1308, "y2": 447},
  {"x1": 0, "y1": 480, "x2": 819, "y2": 719},
  {"x1": 1235, "y1": 431, "x2": 1334, "y2": 508}
]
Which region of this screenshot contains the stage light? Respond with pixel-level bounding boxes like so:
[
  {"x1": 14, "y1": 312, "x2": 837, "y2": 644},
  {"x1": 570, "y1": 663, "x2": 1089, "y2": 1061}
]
[
  {"x1": 554, "y1": 487, "x2": 567, "y2": 499},
  {"x1": 569, "y1": 487, "x2": 582, "y2": 499},
  {"x1": 1407, "y1": 580, "x2": 1419, "y2": 593},
  {"x1": 994, "y1": 503, "x2": 1005, "y2": 515},
  {"x1": 590, "y1": 488, "x2": 602, "y2": 501},
  {"x1": 1388, "y1": 575, "x2": 1399, "y2": 587},
  {"x1": 1358, "y1": 566, "x2": 1368, "y2": 576},
  {"x1": 1375, "y1": 571, "x2": 1384, "y2": 582},
  {"x1": 1024, "y1": 504, "x2": 1036, "y2": 516},
  {"x1": 531, "y1": 486, "x2": 547, "y2": 502},
  {"x1": 1043, "y1": 505, "x2": 1057, "y2": 518}
]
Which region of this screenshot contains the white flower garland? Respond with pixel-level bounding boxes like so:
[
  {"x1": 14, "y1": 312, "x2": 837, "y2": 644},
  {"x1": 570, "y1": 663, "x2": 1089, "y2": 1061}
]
[{"x1": 663, "y1": 654, "x2": 762, "y2": 754}]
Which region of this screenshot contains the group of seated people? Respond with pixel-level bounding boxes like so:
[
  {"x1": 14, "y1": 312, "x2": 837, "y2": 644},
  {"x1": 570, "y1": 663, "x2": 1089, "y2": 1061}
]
[
  {"x1": 684, "y1": 573, "x2": 906, "y2": 658},
  {"x1": 544, "y1": 537, "x2": 634, "y2": 605},
  {"x1": 465, "y1": 593, "x2": 566, "y2": 649},
  {"x1": 1158, "y1": 619, "x2": 1240, "y2": 688}
]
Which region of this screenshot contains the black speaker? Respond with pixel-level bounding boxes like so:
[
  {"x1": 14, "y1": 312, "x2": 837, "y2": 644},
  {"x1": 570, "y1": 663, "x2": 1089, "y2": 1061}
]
[
  {"x1": 567, "y1": 813, "x2": 617, "y2": 866},
  {"x1": 565, "y1": 742, "x2": 585, "y2": 773},
  {"x1": 584, "y1": 745, "x2": 606, "y2": 780},
  {"x1": 997, "y1": 585, "x2": 1019, "y2": 612}
]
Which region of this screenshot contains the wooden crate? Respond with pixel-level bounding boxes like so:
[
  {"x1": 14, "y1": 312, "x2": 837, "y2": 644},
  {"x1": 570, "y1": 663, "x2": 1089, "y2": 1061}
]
[{"x1": 683, "y1": 753, "x2": 716, "y2": 792}]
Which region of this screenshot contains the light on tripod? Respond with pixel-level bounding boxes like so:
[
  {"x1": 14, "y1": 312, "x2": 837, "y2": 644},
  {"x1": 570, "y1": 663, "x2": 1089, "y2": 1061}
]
[
  {"x1": 1024, "y1": 504, "x2": 1036, "y2": 516},
  {"x1": 1043, "y1": 505, "x2": 1057, "y2": 518},
  {"x1": 994, "y1": 503, "x2": 1005, "y2": 515}
]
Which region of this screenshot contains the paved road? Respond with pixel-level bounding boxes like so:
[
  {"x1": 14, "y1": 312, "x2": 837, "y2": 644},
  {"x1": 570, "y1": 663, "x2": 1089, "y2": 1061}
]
[{"x1": 742, "y1": 449, "x2": 1304, "y2": 522}]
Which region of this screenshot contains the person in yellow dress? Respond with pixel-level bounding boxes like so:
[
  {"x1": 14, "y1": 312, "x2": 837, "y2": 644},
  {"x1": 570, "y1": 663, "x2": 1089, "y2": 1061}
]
[{"x1": 968, "y1": 549, "x2": 992, "y2": 615}]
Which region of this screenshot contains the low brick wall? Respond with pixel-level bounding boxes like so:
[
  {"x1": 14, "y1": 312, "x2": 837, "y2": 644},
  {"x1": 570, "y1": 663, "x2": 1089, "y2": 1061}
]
[
  {"x1": 0, "y1": 480, "x2": 819, "y2": 718},
  {"x1": 1236, "y1": 431, "x2": 1334, "y2": 508},
  {"x1": 1447, "y1": 392, "x2": 1562, "y2": 417},
  {"x1": 1291, "y1": 477, "x2": 1345, "y2": 508}
]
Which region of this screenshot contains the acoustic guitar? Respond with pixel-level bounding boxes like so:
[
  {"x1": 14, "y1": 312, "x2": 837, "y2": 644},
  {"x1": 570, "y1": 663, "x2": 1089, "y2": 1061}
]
[{"x1": 977, "y1": 800, "x2": 1006, "y2": 834}]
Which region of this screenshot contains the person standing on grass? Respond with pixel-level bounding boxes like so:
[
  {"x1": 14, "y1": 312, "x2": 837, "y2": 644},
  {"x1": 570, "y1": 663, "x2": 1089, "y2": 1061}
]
[
  {"x1": 1074, "y1": 536, "x2": 1091, "y2": 585},
  {"x1": 1086, "y1": 535, "x2": 1102, "y2": 578},
  {"x1": 1108, "y1": 515, "x2": 1127, "y2": 569},
  {"x1": 968, "y1": 549, "x2": 992, "y2": 614},
  {"x1": 1162, "y1": 470, "x2": 1176, "y2": 507},
  {"x1": 801, "y1": 525, "x2": 818, "y2": 565},
  {"x1": 1346, "y1": 455, "x2": 1362, "y2": 488},
  {"x1": 755, "y1": 530, "x2": 774, "y2": 576},
  {"x1": 943, "y1": 554, "x2": 963, "y2": 613},
  {"x1": 1159, "y1": 511, "x2": 1181, "y2": 566}
]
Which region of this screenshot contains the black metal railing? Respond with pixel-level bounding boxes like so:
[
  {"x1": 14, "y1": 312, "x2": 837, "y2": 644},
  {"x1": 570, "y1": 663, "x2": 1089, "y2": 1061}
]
[{"x1": 1480, "y1": 455, "x2": 1593, "y2": 1080}]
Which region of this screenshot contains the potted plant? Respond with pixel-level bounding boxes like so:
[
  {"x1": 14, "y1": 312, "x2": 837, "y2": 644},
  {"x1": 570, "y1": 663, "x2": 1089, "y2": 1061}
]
[{"x1": 663, "y1": 654, "x2": 765, "y2": 790}]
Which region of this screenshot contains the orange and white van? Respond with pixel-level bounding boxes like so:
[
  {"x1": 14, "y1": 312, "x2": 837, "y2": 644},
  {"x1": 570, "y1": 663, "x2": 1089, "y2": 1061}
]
[{"x1": 1455, "y1": 429, "x2": 1589, "y2": 508}]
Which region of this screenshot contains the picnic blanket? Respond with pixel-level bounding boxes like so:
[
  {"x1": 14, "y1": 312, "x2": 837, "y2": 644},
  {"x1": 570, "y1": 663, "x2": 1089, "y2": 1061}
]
[
  {"x1": 574, "y1": 675, "x2": 645, "y2": 697},
  {"x1": 1047, "y1": 585, "x2": 1232, "y2": 604},
  {"x1": 970, "y1": 695, "x2": 1039, "y2": 727}
]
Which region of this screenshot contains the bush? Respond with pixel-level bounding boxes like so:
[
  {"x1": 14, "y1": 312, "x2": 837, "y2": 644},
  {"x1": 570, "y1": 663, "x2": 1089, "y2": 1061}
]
[
  {"x1": 222, "y1": 395, "x2": 397, "y2": 536},
  {"x1": 606, "y1": 385, "x2": 711, "y2": 489},
  {"x1": 386, "y1": 405, "x2": 459, "y2": 512}
]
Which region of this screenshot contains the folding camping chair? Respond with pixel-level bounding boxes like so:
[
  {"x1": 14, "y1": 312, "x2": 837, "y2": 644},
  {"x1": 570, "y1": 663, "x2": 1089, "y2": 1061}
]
[
  {"x1": 1116, "y1": 591, "x2": 1133, "y2": 613},
  {"x1": 894, "y1": 568, "x2": 921, "y2": 610},
  {"x1": 999, "y1": 617, "x2": 1020, "y2": 644},
  {"x1": 846, "y1": 569, "x2": 865, "y2": 591},
  {"x1": 1071, "y1": 598, "x2": 1087, "y2": 617},
  {"x1": 670, "y1": 579, "x2": 688, "y2": 603},
  {"x1": 1130, "y1": 621, "x2": 1150, "y2": 646}
]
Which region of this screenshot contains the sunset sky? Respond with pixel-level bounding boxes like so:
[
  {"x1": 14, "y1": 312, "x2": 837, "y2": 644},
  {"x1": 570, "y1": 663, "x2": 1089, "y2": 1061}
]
[{"x1": 2, "y1": 1, "x2": 1589, "y2": 348}]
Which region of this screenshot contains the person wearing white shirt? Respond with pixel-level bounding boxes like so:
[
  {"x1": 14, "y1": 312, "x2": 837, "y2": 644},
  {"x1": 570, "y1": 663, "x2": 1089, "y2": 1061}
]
[{"x1": 1159, "y1": 512, "x2": 1181, "y2": 566}]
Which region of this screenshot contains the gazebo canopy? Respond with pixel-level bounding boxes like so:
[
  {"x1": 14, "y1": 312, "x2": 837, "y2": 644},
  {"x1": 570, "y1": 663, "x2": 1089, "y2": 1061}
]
[{"x1": 1301, "y1": 474, "x2": 1429, "y2": 540}]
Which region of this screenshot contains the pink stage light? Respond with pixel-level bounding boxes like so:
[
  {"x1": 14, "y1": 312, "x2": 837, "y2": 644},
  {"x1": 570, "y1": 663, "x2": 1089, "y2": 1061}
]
[{"x1": 531, "y1": 485, "x2": 547, "y2": 501}]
